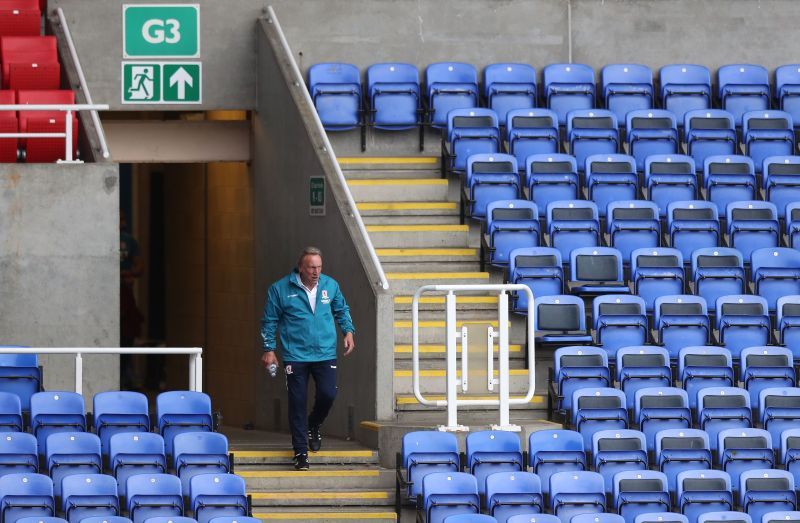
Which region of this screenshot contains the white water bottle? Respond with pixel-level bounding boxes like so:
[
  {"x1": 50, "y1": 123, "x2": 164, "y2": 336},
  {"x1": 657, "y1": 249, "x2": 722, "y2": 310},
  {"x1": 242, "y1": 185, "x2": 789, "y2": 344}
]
[{"x1": 268, "y1": 363, "x2": 278, "y2": 378}]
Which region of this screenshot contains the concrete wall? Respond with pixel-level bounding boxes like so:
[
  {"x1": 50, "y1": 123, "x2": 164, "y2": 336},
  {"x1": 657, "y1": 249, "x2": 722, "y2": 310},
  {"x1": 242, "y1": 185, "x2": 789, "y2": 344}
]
[
  {"x1": 253, "y1": 18, "x2": 394, "y2": 442},
  {"x1": 0, "y1": 164, "x2": 120, "y2": 398}
]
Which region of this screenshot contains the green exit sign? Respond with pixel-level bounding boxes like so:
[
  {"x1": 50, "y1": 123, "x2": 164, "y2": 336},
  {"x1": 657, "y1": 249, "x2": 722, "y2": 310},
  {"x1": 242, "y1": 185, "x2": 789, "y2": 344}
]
[{"x1": 123, "y1": 4, "x2": 200, "y2": 58}]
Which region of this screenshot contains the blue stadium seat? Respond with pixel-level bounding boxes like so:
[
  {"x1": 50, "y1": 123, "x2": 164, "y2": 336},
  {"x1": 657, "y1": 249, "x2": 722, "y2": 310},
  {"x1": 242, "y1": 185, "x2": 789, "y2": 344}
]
[
  {"x1": 715, "y1": 295, "x2": 771, "y2": 360},
  {"x1": 568, "y1": 247, "x2": 629, "y2": 297},
  {"x1": 616, "y1": 346, "x2": 671, "y2": 409},
  {"x1": 592, "y1": 295, "x2": 648, "y2": 358},
  {"x1": 401, "y1": 431, "x2": 460, "y2": 499},
  {"x1": 585, "y1": 155, "x2": 638, "y2": 218},
  {"x1": 444, "y1": 515, "x2": 498, "y2": 523},
  {"x1": 678, "y1": 346, "x2": 734, "y2": 410},
  {"x1": 654, "y1": 295, "x2": 711, "y2": 359},
  {"x1": 760, "y1": 388, "x2": 800, "y2": 453},
  {"x1": 0, "y1": 432, "x2": 37, "y2": 476},
  {"x1": 704, "y1": 156, "x2": 756, "y2": 217},
  {"x1": 16, "y1": 518, "x2": 68, "y2": 523},
  {"x1": 760, "y1": 512, "x2": 800, "y2": 523},
  {"x1": 92, "y1": 391, "x2": 149, "y2": 458},
  {"x1": 592, "y1": 429, "x2": 648, "y2": 493},
  {"x1": 426, "y1": 62, "x2": 479, "y2": 128},
  {"x1": 572, "y1": 388, "x2": 628, "y2": 448},
  {"x1": 690, "y1": 248, "x2": 745, "y2": 313},
  {"x1": 567, "y1": 110, "x2": 620, "y2": 169},
  {"x1": 697, "y1": 387, "x2": 753, "y2": 452},
  {"x1": 448, "y1": 109, "x2": 501, "y2": 172},
  {"x1": 763, "y1": 156, "x2": 800, "y2": 218},
  {"x1": 696, "y1": 512, "x2": 750, "y2": 523},
  {"x1": 781, "y1": 428, "x2": 800, "y2": 488},
  {"x1": 601, "y1": 64, "x2": 654, "y2": 124},
  {"x1": 366, "y1": 63, "x2": 420, "y2": 130},
  {"x1": 465, "y1": 153, "x2": 520, "y2": 219},
  {"x1": 787, "y1": 203, "x2": 800, "y2": 248},
  {"x1": 0, "y1": 473, "x2": 54, "y2": 523},
  {"x1": 740, "y1": 346, "x2": 795, "y2": 407},
  {"x1": 508, "y1": 515, "x2": 560, "y2": 523},
  {"x1": 0, "y1": 353, "x2": 41, "y2": 412},
  {"x1": 660, "y1": 64, "x2": 712, "y2": 125},
  {"x1": 156, "y1": 391, "x2": 212, "y2": 458},
  {"x1": 145, "y1": 518, "x2": 194, "y2": 523},
  {"x1": 485, "y1": 200, "x2": 539, "y2": 267},
  {"x1": 776, "y1": 65, "x2": 800, "y2": 127},
  {"x1": 534, "y1": 295, "x2": 593, "y2": 345},
  {"x1": 173, "y1": 432, "x2": 231, "y2": 497},
  {"x1": 647, "y1": 156, "x2": 699, "y2": 218},
  {"x1": 0, "y1": 391, "x2": 22, "y2": 432},
  {"x1": 635, "y1": 514, "x2": 689, "y2": 523},
  {"x1": 524, "y1": 154, "x2": 578, "y2": 219},
  {"x1": 554, "y1": 346, "x2": 611, "y2": 412},
  {"x1": 45, "y1": 432, "x2": 102, "y2": 497},
  {"x1": 208, "y1": 518, "x2": 260, "y2": 523},
  {"x1": 507, "y1": 111, "x2": 560, "y2": 169},
  {"x1": 717, "y1": 65, "x2": 770, "y2": 126},
  {"x1": 307, "y1": 63, "x2": 361, "y2": 131},
  {"x1": 546, "y1": 200, "x2": 600, "y2": 260},
  {"x1": 548, "y1": 470, "x2": 605, "y2": 523},
  {"x1": 528, "y1": 430, "x2": 586, "y2": 497},
  {"x1": 543, "y1": 64, "x2": 596, "y2": 126},
  {"x1": 126, "y1": 474, "x2": 183, "y2": 523},
  {"x1": 466, "y1": 430, "x2": 523, "y2": 496},
  {"x1": 751, "y1": 248, "x2": 800, "y2": 312},
  {"x1": 726, "y1": 202, "x2": 779, "y2": 261},
  {"x1": 654, "y1": 429, "x2": 712, "y2": 493},
  {"x1": 509, "y1": 247, "x2": 563, "y2": 312},
  {"x1": 634, "y1": 387, "x2": 691, "y2": 451},
  {"x1": 626, "y1": 110, "x2": 678, "y2": 171},
  {"x1": 61, "y1": 474, "x2": 119, "y2": 523},
  {"x1": 742, "y1": 111, "x2": 794, "y2": 172},
  {"x1": 684, "y1": 110, "x2": 737, "y2": 168},
  {"x1": 677, "y1": 471, "x2": 734, "y2": 523},
  {"x1": 189, "y1": 473, "x2": 247, "y2": 523},
  {"x1": 612, "y1": 470, "x2": 670, "y2": 523},
  {"x1": 668, "y1": 201, "x2": 720, "y2": 260},
  {"x1": 631, "y1": 248, "x2": 684, "y2": 312},
  {"x1": 739, "y1": 469, "x2": 796, "y2": 523},
  {"x1": 718, "y1": 428, "x2": 774, "y2": 493},
  {"x1": 421, "y1": 472, "x2": 480, "y2": 523},
  {"x1": 573, "y1": 514, "x2": 625, "y2": 523},
  {"x1": 109, "y1": 432, "x2": 167, "y2": 497},
  {"x1": 484, "y1": 63, "x2": 537, "y2": 122},
  {"x1": 30, "y1": 391, "x2": 86, "y2": 457},
  {"x1": 484, "y1": 471, "x2": 542, "y2": 522},
  {"x1": 607, "y1": 202, "x2": 661, "y2": 264},
  {"x1": 777, "y1": 296, "x2": 800, "y2": 356}
]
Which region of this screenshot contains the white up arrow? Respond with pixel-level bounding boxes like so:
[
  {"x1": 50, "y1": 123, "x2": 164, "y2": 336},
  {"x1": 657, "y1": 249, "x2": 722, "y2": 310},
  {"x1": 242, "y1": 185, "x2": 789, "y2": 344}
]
[{"x1": 169, "y1": 66, "x2": 193, "y2": 100}]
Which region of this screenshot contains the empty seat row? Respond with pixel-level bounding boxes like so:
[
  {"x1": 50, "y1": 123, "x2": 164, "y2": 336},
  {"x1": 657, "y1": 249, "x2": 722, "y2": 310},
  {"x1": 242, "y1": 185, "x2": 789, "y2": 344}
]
[
  {"x1": 0, "y1": 89, "x2": 79, "y2": 163},
  {"x1": 0, "y1": 1, "x2": 42, "y2": 38},
  {"x1": 1, "y1": 36, "x2": 61, "y2": 90}
]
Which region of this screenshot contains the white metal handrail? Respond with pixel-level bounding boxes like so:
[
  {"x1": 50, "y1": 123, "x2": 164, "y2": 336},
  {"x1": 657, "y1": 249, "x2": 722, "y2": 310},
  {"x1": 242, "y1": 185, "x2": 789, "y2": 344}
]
[
  {"x1": 265, "y1": 6, "x2": 389, "y2": 290},
  {"x1": 0, "y1": 347, "x2": 203, "y2": 394},
  {"x1": 412, "y1": 284, "x2": 535, "y2": 431},
  {"x1": 56, "y1": 7, "x2": 111, "y2": 160}
]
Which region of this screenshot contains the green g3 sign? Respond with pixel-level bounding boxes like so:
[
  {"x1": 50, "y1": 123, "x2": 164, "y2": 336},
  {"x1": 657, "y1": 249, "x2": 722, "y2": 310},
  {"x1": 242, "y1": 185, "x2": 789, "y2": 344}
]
[{"x1": 123, "y1": 4, "x2": 200, "y2": 58}]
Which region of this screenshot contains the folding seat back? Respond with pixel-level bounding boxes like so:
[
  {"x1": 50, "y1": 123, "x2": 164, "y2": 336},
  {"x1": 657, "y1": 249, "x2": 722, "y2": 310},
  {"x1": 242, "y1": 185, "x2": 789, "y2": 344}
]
[
  {"x1": 1, "y1": 35, "x2": 59, "y2": 90},
  {"x1": 17, "y1": 90, "x2": 79, "y2": 163},
  {"x1": 607, "y1": 201, "x2": 661, "y2": 263},
  {"x1": 0, "y1": 352, "x2": 40, "y2": 412},
  {"x1": 626, "y1": 109, "x2": 679, "y2": 170},
  {"x1": 528, "y1": 430, "x2": 586, "y2": 496},
  {"x1": 366, "y1": 63, "x2": 420, "y2": 130},
  {"x1": 616, "y1": 346, "x2": 671, "y2": 409},
  {"x1": 30, "y1": 391, "x2": 86, "y2": 457},
  {"x1": 421, "y1": 471, "x2": 480, "y2": 523},
  {"x1": 0, "y1": 432, "x2": 38, "y2": 476},
  {"x1": 635, "y1": 514, "x2": 689, "y2": 523},
  {"x1": 486, "y1": 200, "x2": 539, "y2": 266},
  {"x1": 696, "y1": 512, "x2": 751, "y2": 523},
  {"x1": 401, "y1": 431, "x2": 459, "y2": 498},
  {"x1": 465, "y1": 153, "x2": 519, "y2": 218},
  {"x1": 740, "y1": 347, "x2": 794, "y2": 407},
  {"x1": 524, "y1": 153, "x2": 578, "y2": 217},
  {"x1": 634, "y1": 387, "x2": 691, "y2": 451},
  {"x1": 777, "y1": 296, "x2": 800, "y2": 355},
  {"x1": 654, "y1": 295, "x2": 710, "y2": 359},
  {"x1": 141, "y1": 518, "x2": 194, "y2": 523},
  {"x1": 484, "y1": 63, "x2": 537, "y2": 122},
  {"x1": 567, "y1": 109, "x2": 620, "y2": 169},
  {"x1": 739, "y1": 469, "x2": 796, "y2": 523},
  {"x1": 126, "y1": 474, "x2": 183, "y2": 523},
  {"x1": 206, "y1": 518, "x2": 260, "y2": 523},
  {"x1": 667, "y1": 201, "x2": 719, "y2": 259},
  {"x1": 788, "y1": 202, "x2": 800, "y2": 249},
  {"x1": 676, "y1": 471, "x2": 734, "y2": 523},
  {"x1": 684, "y1": 110, "x2": 737, "y2": 167},
  {"x1": 761, "y1": 388, "x2": 800, "y2": 454},
  {"x1": 0, "y1": 391, "x2": 22, "y2": 432},
  {"x1": 763, "y1": 156, "x2": 800, "y2": 218},
  {"x1": 548, "y1": 470, "x2": 605, "y2": 523},
  {"x1": 631, "y1": 248, "x2": 684, "y2": 312},
  {"x1": 0, "y1": 89, "x2": 18, "y2": 162},
  {"x1": 602, "y1": 64, "x2": 654, "y2": 123},
  {"x1": 718, "y1": 64, "x2": 770, "y2": 126},
  {"x1": 156, "y1": 390, "x2": 212, "y2": 457},
  {"x1": 697, "y1": 387, "x2": 752, "y2": 451},
  {"x1": 776, "y1": 65, "x2": 800, "y2": 127},
  {"x1": 0, "y1": 1, "x2": 41, "y2": 38},
  {"x1": 190, "y1": 473, "x2": 248, "y2": 523},
  {"x1": 715, "y1": 295, "x2": 771, "y2": 360},
  {"x1": 484, "y1": 471, "x2": 543, "y2": 521},
  {"x1": 760, "y1": 511, "x2": 800, "y2": 523},
  {"x1": 751, "y1": 248, "x2": 800, "y2": 311},
  {"x1": 465, "y1": 430, "x2": 523, "y2": 495},
  {"x1": 546, "y1": 200, "x2": 600, "y2": 260},
  {"x1": 509, "y1": 247, "x2": 563, "y2": 311},
  {"x1": 571, "y1": 388, "x2": 628, "y2": 448},
  {"x1": 0, "y1": 473, "x2": 54, "y2": 523},
  {"x1": 534, "y1": 295, "x2": 592, "y2": 345},
  {"x1": 781, "y1": 427, "x2": 800, "y2": 488},
  {"x1": 543, "y1": 63, "x2": 596, "y2": 125},
  {"x1": 585, "y1": 154, "x2": 638, "y2": 217},
  {"x1": 742, "y1": 111, "x2": 795, "y2": 172},
  {"x1": 93, "y1": 391, "x2": 150, "y2": 457},
  {"x1": 448, "y1": 109, "x2": 501, "y2": 172},
  {"x1": 678, "y1": 346, "x2": 734, "y2": 409},
  {"x1": 726, "y1": 202, "x2": 779, "y2": 261},
  {"x1": 16, "y1": 518, "x2": 69, "y2": 523},
  {"x1": 718, "y1": 428, "x2": 774, "y2": 492},
  {"x1": 572, "y1": 515, "x2": 625, "y2": 523},
  {"x1": 647, "y1": 157, "x2": 699, "y2": 219},
  {"x1": 660, "y1": 64, "x2": 712, "y2": 124},
  {"x1": 554, "y1": 346, "x2": 611, "y2": 411},
  {"x1": 690, "y1": 248, "x2": 745, "y2": 313},
  {"x1": 61, "y1": 474, "x2": 119, "y2": 523},
  {"x1": 612, "y1": 470, "x2": 670, "y2": 523},
  {"x1": 508, "y1": 515, "x2": 562, "y2": 523},
  {"x1": 173, "y1": 432, "x2": 230, "y2": 496},
  {"x1": 109, "y1": 432, "x2": 167, "y2": 497},
  {"x1": 568, "y1": 247, "x2": 628, "y2": 296},
  {"x1": 703, "y1": 155, "x2": 756, "y2": 217},
  {"x1": 46, "y1": 432, "x2": 102, "y2": 497},
  {"x1": 508, "y1": 111, "x2": 560, "y2": 168},
  {"x1": 655, "y1": 429, "x2": 712, "y2": 493},
  {"x1": 591, "y1": 295, "x2": 648, "y2": 359},
  {"x1": 592, "y1": 429, "x2": 648, "y2": 493},
  {"x1": 307, "y1": 63, "x2": 361, "y2": 131},
  {"x1": 442, "y1": 515, "x2": 497, "y2": 523},
  {"x1": 426, "y1": 62, "x2": 479, "y2": 128}
]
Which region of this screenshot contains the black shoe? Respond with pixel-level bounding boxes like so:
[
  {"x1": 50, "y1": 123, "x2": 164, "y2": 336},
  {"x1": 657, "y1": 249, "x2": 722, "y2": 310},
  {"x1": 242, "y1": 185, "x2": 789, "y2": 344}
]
[
  {"x1": 293, "y1": 452, "x2": 309, "y2": 471},
  {"x1": 308, "y1": 425, "x2": 322, "y2": 452}
]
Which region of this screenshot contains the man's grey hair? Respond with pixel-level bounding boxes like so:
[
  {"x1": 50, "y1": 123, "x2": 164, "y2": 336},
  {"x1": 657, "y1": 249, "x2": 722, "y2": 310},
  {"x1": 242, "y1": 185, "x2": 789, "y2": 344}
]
[{"x1": 297, "y1": 246, "x2": 323, "y2": 267}]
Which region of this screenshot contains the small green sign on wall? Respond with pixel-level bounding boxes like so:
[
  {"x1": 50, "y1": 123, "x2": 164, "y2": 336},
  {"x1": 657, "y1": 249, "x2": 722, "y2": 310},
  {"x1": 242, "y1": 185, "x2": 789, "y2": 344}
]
[
  {"x1": 310, "y1": 176, "x2": 326, "y2": 216},
  {"x1": 123, "y1": 4, "x2": 200, "y2": 58}
]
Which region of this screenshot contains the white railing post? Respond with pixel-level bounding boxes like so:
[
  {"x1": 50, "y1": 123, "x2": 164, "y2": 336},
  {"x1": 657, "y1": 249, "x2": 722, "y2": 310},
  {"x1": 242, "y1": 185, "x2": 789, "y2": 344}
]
[
  {"x1": 443, "y1": 291, "x2": 464, "y2": 431},
  {"x1": 492, "y1": 291, "x2": 519, "y2": 431},
  {"x1": 64, "y1": 109, "x2": 73, "y2": 162},
  {"x1": 460, "y1": 325, "x2": 468, "y2": 393},
  {"x1": 74, "y1": 352, "x2": 83, "y2": 394},
  {"x1": 189, "y1": 353, "x2": 196, "y2": 391},
  {"x1": 194, "y1": 354, "x2": 203, "y2": 392}
]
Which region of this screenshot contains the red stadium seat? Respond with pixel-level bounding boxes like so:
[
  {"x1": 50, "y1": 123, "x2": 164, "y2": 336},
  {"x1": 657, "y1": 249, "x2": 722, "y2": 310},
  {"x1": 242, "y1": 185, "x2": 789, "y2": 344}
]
[
  {"x1": 18, "y1": 89, "x2": 78, "y2": 163},
  {"x1": 0, "y1": 0, "x2": 41, "y2": 37},
  {"x1": 0, "y1": 90, "x2": 18, "y2": 162},
  {"x1": 1, "y1": 36, "x2": 59, "y2": 90}
]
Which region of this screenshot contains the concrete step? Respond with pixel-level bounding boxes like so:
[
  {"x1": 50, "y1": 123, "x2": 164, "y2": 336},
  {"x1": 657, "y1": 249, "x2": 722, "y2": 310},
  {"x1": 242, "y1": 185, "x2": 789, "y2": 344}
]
[
  {"x1": 338, "y1": 155, "x2": 440, "y2": 172},
  {"x1": 357, "y1": 201, "x2": 458, "y2": 216},
  {"x1": 392, "y1": 293, "x2": 501, "y2": 312},
  {"x1": 393, "y1": 367, "x2": 534, "y2": 394},
  {"x1": 383, "y1": 261, "x2": 482, "y2": 273},
  {"x1": 393, "y1": 343, "x2": 525, "y2": 360},
  {"x1": 232, "y1": 449, "x2": 378, "y2": 466},
  {"x1": 394, "y1": 393, "x2": 548, "y2": 411},
  {"x1": 253, "y1": 507, "x2": 397, "y2": 522},
  {"x1": 344, "y1": 169, "x2": 442, "y2": 180},
  {"x1": 363, "y1": 214, "x2": 461, "y2": 226},
  {"x1": 393, "y1": 314, "x2": 527, "y2": 344},
  {"x1": 250, "y1": 488, "x2": 394, "y2": 507},
  {"x1": 238, "y1": 465, "x2": 394, "y2": 490},
  {"x1": 347, "y1": 178, "x2": 450, "y2": 202},
  {"x1": 366, "y1": 224, "x2": 470, "y2": 249},
  {"x1": 386, "y1": 271, "x2": 502, "y2": 294},
  {"x1": 377, "y1": 248, "x2": 479, "y2": 264}
]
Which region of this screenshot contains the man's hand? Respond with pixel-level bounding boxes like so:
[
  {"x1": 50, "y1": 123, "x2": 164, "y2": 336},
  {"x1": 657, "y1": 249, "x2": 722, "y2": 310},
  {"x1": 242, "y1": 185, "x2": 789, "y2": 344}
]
[
  {"x1": 261, "y1": 351, "x2": 278, "y2": 368},
  {"x1": 343, "y1": 332, "x2": 355, "y2": 357}
]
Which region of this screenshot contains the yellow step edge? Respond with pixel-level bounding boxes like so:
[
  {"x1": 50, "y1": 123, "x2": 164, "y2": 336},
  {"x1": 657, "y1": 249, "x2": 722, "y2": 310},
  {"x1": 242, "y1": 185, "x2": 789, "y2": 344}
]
[
  {"x1": 395, "y1": 320, "x2": 507, "y2": 328},
  {"x1": 366, "y1": 224, "x2": 467, "y2": 232},
  {"x1": 378, "y1": 248, "x2": 477, "y2": 257},
  {"x1": 232, "y1": 450, "x2": 374, "y2": 458},
  {"x1": 338, "y1": 156, "x2": 438, "y2": 165},
  {"x1": 347, "y1": 178, "x2": 446, "y2": 186},
  {"x1": 360, "y1": 421, "x2": 381, "y2": 432},
  {"x1": 396, "y1": 394, "x2": 544, "y2": 405},
  {"x1": 357, "y1": 202, "x2": 457, "y2": 211},
  {"x1": 386, "y1": 272, "x2": 490, "y2": 280},
  {"x1": 395, "y1": 295, "x2": 497, "y2": 304},
  {"x1": 239, "y1": 470, "x2": 379, "y2": 478},
  {"x1": 255, "y1": 512, "x2": 396, "y2": 520},
  {"x1": 395, "y1": 344, "x2": 522, "y2": 353},
  {"x1": 250, "y1": 491, "x2": 389, "y2": 500},
  {"x1": 395, "y1": 369, "x2": 529, "y2": 378}
]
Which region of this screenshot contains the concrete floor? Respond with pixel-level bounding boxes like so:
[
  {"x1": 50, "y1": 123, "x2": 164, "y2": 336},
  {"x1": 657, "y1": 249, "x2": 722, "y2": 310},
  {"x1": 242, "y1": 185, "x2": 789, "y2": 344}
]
[{"x1": 220, "y1": 425, "x2": 369, "y2": 451}]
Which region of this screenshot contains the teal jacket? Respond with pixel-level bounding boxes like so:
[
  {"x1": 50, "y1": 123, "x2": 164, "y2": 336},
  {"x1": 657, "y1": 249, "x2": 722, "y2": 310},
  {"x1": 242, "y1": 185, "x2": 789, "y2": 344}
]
[{"x1": 261, "y1": 270, "x2": 355, "y2": 362}]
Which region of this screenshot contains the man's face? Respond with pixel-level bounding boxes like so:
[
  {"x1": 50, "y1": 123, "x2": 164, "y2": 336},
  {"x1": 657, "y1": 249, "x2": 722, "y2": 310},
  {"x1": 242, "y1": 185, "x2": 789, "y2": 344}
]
[{"x1": 299, "y1": 254, "x2": 322, "y2": 287}]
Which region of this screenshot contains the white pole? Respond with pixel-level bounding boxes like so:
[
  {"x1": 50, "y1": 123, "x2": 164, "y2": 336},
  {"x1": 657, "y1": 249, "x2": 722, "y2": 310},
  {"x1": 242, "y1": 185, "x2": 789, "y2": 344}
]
[
  {"x1": 65, "y1": 109, "x2": 73, "y2": 162},
  {"x1": 189, "y1": 354, "x2": 196, "y2": 391},
  {"x1": 497, "y1": 291, "x2": 511, "y2": 429},
  {"x1": 195, "y1": 354, "x2": 203, "y2": 392},
  {"x1": 444, "y1": 291, "x2": 458, "y2": 430},
  {"x1": 74, "y1": 352, "x2": 83, "y2": 394},
  {"x1": 460, "y1": 325, "x2": 468, "y2": 392}
]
